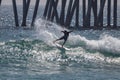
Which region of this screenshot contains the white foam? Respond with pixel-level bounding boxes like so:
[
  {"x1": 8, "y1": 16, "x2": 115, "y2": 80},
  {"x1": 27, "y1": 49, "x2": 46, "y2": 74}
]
[
  {"x1": 0, "y1": 42, "x2": 5, "y2": 46},
  {"x1": 35, "y1": 19, "x2": 67, "y2": 46},
  {"x1": 35, "y1": 18, "x2": 120, "y2": 55},
  {"x1": 69, "y1": 33, "x2": 120, "y2": 55}
]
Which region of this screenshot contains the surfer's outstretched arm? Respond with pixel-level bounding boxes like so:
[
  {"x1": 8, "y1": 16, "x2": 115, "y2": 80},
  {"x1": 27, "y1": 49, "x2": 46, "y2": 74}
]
[
  {"x1": 61, "y1": 30, "x2": 73, "y2": 33},
  {"x1": 69, "y1": 30, "x2": 73, "y2": 33}
]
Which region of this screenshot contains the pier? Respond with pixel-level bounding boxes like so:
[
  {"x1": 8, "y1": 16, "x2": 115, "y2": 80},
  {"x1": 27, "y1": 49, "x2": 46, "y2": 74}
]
[{"x1": 0, "y1": 0, "x2": 119, "y2": 30}]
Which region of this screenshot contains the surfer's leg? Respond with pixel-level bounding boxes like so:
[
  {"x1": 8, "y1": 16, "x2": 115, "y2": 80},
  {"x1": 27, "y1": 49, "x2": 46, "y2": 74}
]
[
  {"x1": 61, "y1": 35, "x2": 68, "y2": 47},
  {"x1": 62, "y1": 39, "x2": 67, "y2": 47},
  {"x1": 53, "y1": 36, "x2": 64, "y2": 43}
]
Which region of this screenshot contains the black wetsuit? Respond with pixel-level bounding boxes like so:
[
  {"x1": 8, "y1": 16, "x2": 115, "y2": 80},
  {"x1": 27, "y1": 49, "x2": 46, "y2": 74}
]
[
  {"x1": 54, "y1": 30, "x2": 72, "y2": 47},
  {"x1": 59, "y1": 31, "x2": 70, "y2": 42}
]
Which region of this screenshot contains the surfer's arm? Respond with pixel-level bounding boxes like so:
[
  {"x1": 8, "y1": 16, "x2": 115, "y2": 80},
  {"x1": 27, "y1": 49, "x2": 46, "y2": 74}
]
[
  {"x1": 61, "y1": 31, "x2": 64, "y2": 33},
  {"x1": 69, "y1": 30, "x2": 73, "y2": 33}
]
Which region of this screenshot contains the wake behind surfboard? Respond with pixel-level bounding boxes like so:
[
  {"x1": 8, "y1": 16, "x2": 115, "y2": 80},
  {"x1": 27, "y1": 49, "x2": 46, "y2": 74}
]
[{"x1": 55, "y1": 43, "x2": 70, "y2": 50}]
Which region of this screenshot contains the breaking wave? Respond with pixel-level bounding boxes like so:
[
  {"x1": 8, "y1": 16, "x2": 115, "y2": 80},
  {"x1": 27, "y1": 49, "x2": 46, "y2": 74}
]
[{"x1": 0, "y1": 18, "x2": 120, "y2": 69}]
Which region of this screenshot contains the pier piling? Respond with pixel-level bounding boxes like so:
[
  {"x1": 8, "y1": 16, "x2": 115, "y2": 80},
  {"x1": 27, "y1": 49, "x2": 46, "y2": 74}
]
[
  {"x1": 83, "y1": 0, "x2": 86, "y2": 27},
  {"x1": 65, "y1": 0, "x2": 73, "y2": 27},
  {"x1": 107, "y1": 0, "x2": 111, "y2": 27},
  {"x1": 43, "y1": 0, "x2": 50, "y2": 18},
  {"x1": 51, "y1": 0, "x2": 59, "y2": 22},
  {"x1": 49, "y1": 0, "x2": 59, "y2": 23},
  {"x1": 21, "y1": 0, "x2": 31, "y2": 26},
  {"x1": 12, "y1": 0, "x2": 19, "y2": 27},
  {"x1": 31, "y1": 0, "x2": 40, "y2": 26},
  {"x1": 60, "y1": 0, "x2": 67, "y2": 26},
  {"x1": 0, "y1": 0, "x2": 119, "y2": 30},
  {"x1": 47, "y1": 0, "x2": 53, "y2": 20},
  {"x1": 0, "y1": 0, "x2": 2, "y2": 6},
  {"x1": 92, "y1": 0, "x2": 97, "y2": 27},
  {"x1": 96, "y1": 0, "x2": 106, "y2": 27},
  {"x1": 113, "y1": 0, "x2": 117, "y2": 28}
]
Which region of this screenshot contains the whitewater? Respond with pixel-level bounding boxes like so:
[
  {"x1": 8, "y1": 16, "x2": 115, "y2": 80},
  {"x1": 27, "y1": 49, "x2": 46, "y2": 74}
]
[{"x1": 0, "y1": 18, "x2": 120, "y2": 80}]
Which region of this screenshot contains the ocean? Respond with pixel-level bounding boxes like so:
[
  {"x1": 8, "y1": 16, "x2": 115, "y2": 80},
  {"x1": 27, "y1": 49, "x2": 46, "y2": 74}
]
[{"x1": 0, "y1": 5, "x2": 120, "y2": 80}]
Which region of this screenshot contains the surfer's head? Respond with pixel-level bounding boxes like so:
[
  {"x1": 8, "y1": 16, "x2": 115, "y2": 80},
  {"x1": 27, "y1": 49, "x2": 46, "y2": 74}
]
[{"x1": 64, "y1": 30, "x2": 68, "y2": 33}]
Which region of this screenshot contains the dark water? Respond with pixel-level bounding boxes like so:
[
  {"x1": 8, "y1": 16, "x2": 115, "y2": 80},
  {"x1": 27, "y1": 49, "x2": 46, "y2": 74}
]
[{"x1": 0, "y1": 5, "x2": 120, "y2": 80}]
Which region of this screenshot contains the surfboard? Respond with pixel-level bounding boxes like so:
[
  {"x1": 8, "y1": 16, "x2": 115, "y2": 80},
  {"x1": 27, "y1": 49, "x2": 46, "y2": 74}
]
[{"x1": 55, "y1": 43, "x2": 70, "y2": 50}]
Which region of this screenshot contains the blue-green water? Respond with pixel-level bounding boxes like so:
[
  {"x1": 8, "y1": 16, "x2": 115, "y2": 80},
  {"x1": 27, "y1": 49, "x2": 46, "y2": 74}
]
[
  {"x1": 0, "y1": 19, "x2": 120, "y2": 80},
  {"x1": 0, "y1": 6, "x2": 120, "y2": 80}
]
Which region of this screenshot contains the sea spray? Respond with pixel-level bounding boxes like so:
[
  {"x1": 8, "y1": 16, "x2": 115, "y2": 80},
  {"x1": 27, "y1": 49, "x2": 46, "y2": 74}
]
[
  {"x1": 81, "y1": 34, "x2": 120, "y2": 55},
  {"x1": 35, "y1": 18, "x2": 120, "y2": 56},
  {"x1": 31, "y1": 19, "x2": 120, "y2": 66},
  {"x1": 35, "y1": 19, "x2": 68, "y2": 46}
]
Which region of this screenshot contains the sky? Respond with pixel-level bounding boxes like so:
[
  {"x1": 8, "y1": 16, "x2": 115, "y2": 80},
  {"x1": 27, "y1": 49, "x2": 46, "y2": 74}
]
[{"x1": 1, "y1": 0, "x2": 120, "y2": 5}]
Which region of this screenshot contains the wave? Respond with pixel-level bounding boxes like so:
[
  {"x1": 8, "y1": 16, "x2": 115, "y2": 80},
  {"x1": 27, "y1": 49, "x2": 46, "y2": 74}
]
[
  {"x1": 68, "y1": 34, "x2": 120, "y2": 56},
  {"x1": 0, "y1": 18, "x2": 120, "y2": 68},
  {"x1": 35, "y1": 19, "x2": 120, "y2": 56},
  {"x1": 0, "y1": 39, "x2": 120, "y2": 67}
]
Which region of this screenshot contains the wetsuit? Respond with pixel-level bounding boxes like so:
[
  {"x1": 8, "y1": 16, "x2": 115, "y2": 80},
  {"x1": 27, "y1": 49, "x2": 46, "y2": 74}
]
[{"x1": 53, "y1": 30, "x2": 72, "y2": 47}]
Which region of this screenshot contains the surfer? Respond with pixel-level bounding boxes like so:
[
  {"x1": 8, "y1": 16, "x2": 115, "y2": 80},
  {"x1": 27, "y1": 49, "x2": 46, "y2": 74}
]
[{"x1": 53, "y1": 30, "x2": 72, "y2": 47}]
